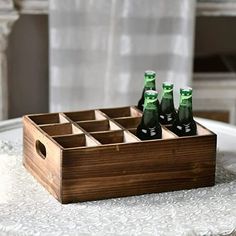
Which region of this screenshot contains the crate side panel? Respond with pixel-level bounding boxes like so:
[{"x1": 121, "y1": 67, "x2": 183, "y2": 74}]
[
  {"x1": 61, "y1": 135, "x2": 216, "y2": 203},
  {"x1": 23, "y1": 117, "x2": 62, "y2": 202}
]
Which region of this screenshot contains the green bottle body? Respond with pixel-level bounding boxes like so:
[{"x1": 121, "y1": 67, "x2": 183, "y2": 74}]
[
  {"x1": 136, "y1": 90, "x2": 162, "y2": 140},
  {"x1": 137, "y1": 70, "x2": 156, "y2": 111},
  {"x1": 159, "y1": 82, "x2": 176, "y2": 125},
  {"x1": 172, "y1": 88, "x2": 197, "y2": 137}
]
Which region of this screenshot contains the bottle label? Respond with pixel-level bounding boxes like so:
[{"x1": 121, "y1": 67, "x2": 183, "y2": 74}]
[
  {"x1": 177, "y1": 123, "x2": 192, "y2": 133},
  {"x1": 149, "y1": 127, "x2": 157, "y2": 136}
]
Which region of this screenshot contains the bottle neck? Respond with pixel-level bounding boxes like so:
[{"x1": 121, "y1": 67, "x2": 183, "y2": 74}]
[
  {"x1": 162, "y1": 89, "x2": 173, "y2": 99},
  {"x1": 161, "y1": 89, "x2": 175, "y2": 110},
  {"x1": 178, "y1": 95, "x2": 193, "y2": 123},
  {"x1": 143, "y1": 100, "x2": 159, "y2": 127},
  {"x1": 144, "y1": 79, "x2": 156, "y2": 91}
]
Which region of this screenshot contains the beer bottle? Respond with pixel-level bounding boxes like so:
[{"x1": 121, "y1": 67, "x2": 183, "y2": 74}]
[
  {"x1": 137, "y1": 70, "x2": 156, "y2": 111},
  {"x1": 171, "y1": 87, "x2": 197, "y2": 137},
  {"x1": 159, "y1": 82, "x2": 176, "y2": 125},
  {"x1": 136, "y1": 90, "x2": 162, "y2": 140}
]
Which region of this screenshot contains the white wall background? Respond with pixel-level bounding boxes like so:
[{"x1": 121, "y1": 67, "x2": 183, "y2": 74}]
[{"x1": 49, "y1": 0, "x2": 196, "y2": 112}]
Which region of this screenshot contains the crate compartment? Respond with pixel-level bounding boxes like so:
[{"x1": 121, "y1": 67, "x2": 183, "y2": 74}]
[
  {"x1": 29, "y1": 113, "x2": 69, "y2": 125},
  {"x1": 127, "y1": 128, "x2": 136, "y2": 135},
  {"x1": 114, "y1": 117, "x2": 176, "y2": 140},
  {"x1": 91, "y1": 130, "x2": 139, "y2": 145},
  {"x1": 114, "y1": 117, "x2": 142, "y2": 129},
  {"x1": 197, "y1": 123, "x2": 214, "y2": 136},
  {"x1": 64, "y1": 110, "x2": 106, "y2": 122},
  {"x1": 77, "y1": 120, "x2": 121, "y2": 133},
  {"x1": 40, "y1": 123, "x2": 83, "y2": 136},
  {"x1": 53, "y1": 134, "x2": 99, "y2": 148},
  {"x1": 166, "y1": 123, "x2": 212, "y2": 137},
  {"x1": 128, "y1": 126, "x2": 177, "y2": 140},
  {"x1": 100, "y1": 106, "x2": 142, "y2": 118}
]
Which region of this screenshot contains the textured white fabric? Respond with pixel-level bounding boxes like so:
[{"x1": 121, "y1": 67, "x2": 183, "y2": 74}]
[
  {"x1": 0, "y1": 139, "x2": 236, "y2": 235},
  {"x1": 49, "y1": 0, "x2": 196, "y2": 112}
]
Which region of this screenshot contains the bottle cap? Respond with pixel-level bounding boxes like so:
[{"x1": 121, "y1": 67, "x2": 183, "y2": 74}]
[
  {"x1": 180, "y1": 87, "x2": 192, "y2": 96},
  {"x1": 144, "y1": 70, "x2": 156, "y2": 80},
  {"x1": 144, "y1": 90, "x2": 158, "y2": 101},
  {"x1": 163, "y1": 82, "x2": 174, "y2": 90},
  {"x1": 144, "y1": 90, "x2": 158, "y2": 109}
]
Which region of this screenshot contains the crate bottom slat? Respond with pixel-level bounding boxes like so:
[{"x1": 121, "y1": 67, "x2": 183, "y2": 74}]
[{"x1": 61, "y1": 176, "x2": 215, "y2": 203}]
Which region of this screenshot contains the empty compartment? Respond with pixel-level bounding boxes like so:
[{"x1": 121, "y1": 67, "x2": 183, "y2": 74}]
[
  {"x1": 114, "y1": 117, "x2": 141, "y2": 129},
  {"x1": 196, "y1": 123, "x2": 214, "y2": 136},
  {"x1": 29, "y1": 113, "x2": 69, "y2": 125},
  {"x1": 77, "y1": 120, "x2": 121, "y2": 133},
  {"x1": 64, "y1": 110, "x2": 106, "y2": 122},
  {"x1": 91, "y1": 130, "x2": 139, "y2": 145},
  {"x1": 100, "y1": 106, "x2": 142, "y2": 119},
  {"x1": 53, "y1": 134, "x2": 99, "y2": 149},
  {"x1": 161, "y1": 126, "x2": 177, "y2": 139},
  {"x1": 40, "y1": 123, "x2": 83, "y2": 136},
  {"x1": 127, "y1": 128, "x2": 136, "y2": 135}
]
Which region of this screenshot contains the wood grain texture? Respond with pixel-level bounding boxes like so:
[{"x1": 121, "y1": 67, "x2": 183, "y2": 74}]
[
  {"x1": 64, "y1": 110, "x2": 106, "y2": 122},
  {"x1": 29, "y1": 113, "x2": 68, "y2": 125},
  {"x1": 23, "y1": 116, "x2": 62, "y2": 201},
  {"x1": 23, "y1": 106, "x2": 217, "y2": 204},
  {"x1": 61, "y1": 135, "x2": 216, "y2": 202},
  {"x1": 41, "y1": 123, "x2": 72, "y2": 136},
  {"x1": 77, "y1": 120, "x2": 121, "y2": 133},
  {"x1": 100, "y1": 106, "x2": 142, "y2": 119},
  {"x1": 114, "y1": 117, "x2": 141, "y2": 129}
]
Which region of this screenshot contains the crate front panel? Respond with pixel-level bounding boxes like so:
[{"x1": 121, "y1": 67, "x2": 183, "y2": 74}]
[
  {"x1": 23, "y1": 106, "x2": 217, "y2": 203},
  {"x1": 61, "y1": 135, "x2": 216, "y2": 203}
]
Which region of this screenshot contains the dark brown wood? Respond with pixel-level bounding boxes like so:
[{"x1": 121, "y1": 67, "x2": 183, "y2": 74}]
[
  {"x1": 114, "y1": 117, "x2": 141, "y2": 129},
  {"x1": 64, "y1": 110, "x2": 106, "y2": 122},
  {"x1": 53, "y1": 134, "x2": 88, "y2": 148},
  {"x1": 23, "y1": 106, "x2": 217, "y2": 204},
  {"x1": 77, "y1": 120, "x2": 121, "y2": 133},
  {"x1": 23, "y1": 116, "x2": 62, "y2": 202},
  {"x1": 90, "y1": 130, "x2": 125, "y2": 144},
  {"x1": 100, "y1": 106, "x2": 142, "y2": 118},
  {"x1": 40, "y1": 123, "x2": 82, "y2": 136},
  {"x1": 29, "y1": 113, "x2": 68, "y2": 125}
]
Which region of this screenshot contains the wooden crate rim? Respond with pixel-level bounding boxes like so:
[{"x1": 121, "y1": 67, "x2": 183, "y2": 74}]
[{"x1": 23, "y1": 106, "x2": 216, "y2": 151}]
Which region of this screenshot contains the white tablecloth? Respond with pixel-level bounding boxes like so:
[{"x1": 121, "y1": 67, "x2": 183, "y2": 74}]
[{"x1": 0, "y1": 118, "x2": 236, "y2": 235}]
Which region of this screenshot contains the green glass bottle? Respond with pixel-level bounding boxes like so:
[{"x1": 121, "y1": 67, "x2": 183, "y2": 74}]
[
  {"x1": 137, "y1": 70, "x2": 156, "y2": 111},
  {"x1": 136, "y1": 90, "x2": 162, "y2": 140},
  {"x1": 159, "y1": 82, "x2": 176, "y2": 125},
  {"x1": 171, "y1": 87, "x2": 197, "y2": 137}
]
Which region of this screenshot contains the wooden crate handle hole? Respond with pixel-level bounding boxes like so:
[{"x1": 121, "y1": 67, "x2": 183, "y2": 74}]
[{"x1": 35, "y1": 140, "x2": 47, "y2": 159}]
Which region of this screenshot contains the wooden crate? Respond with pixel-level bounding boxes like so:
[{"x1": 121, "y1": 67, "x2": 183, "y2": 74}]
[{"x1": 23, "y1": 106, "x2": 217, "y2": 204}]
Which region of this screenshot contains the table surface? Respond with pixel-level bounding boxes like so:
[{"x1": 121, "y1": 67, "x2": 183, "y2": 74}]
[{"x1": 0, "y1": 117, "x2": 236, "y2": 235}]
